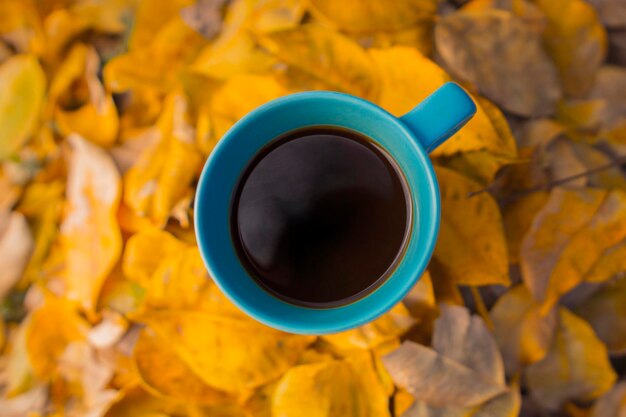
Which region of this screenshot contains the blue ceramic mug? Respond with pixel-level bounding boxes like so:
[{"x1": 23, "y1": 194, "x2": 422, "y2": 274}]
[{"x1": 195, "y1": 82, "x2": 476, "y2": 334}]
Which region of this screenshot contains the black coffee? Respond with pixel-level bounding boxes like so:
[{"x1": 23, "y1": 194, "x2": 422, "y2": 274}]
[{"x1": 231, "y1": 127, "x2": 410, "y2": 307}]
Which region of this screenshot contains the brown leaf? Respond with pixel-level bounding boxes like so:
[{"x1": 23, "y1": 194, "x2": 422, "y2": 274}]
[
  {"x1": 382, "y1": 306, "x2": 513, "y2": 412},
  {"x1": 503, "y1": 192, "x2": 549, "y2": 264},
  {"x1": 180, "y1": 0, "x2": 227, "y2": 39},
  {"x1": 574, "y1": 277, "x2": 626, "y2": 355},
  {"x1": 526, "y1": 308, "x2": 616, "y2": 410},
  {"x1": 435, "y1": 9, "x2": 562, "y2": 116},
  {"x1": 587, "y1": 0, "x2": 626, "y2": 28}
]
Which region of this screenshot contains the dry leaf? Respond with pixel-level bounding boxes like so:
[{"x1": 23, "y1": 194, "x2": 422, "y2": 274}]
[
  {"x1": 435, "y1": 9, "x2": 562, "y2": 116},
  {"x1": 587, "y1": 0, "x2": 626, "y2": 28},
  {"x1": 0, "y1": 54, "x2": 45, "y2": 159},
  {"x1": 137, "y1": 310, "x2": 315, "y2": 393},
  {"x1": 503, "y1": 193, "x2": 549, "y2": 264},
  {"x1": 271, "y1": 354, "x2": 390, "y2": 417},
  {"x1": 59, "y1": 135, "x2": 121, "y2": 311},
  {"x1": 321, "y1": 303, "x2": 415, "y2": 351},
  {"x1": 574, "y1": 277, "x2": 626, "y2": 355},
  {"x1": 0, "y1": 212, "x2": 33, "y2": 298},
  {"x1": 49, "y1": 43, "x2": 119, "y2": 147},
  {"x1": 180, "y1": 0, "x2": 227, "y2": 39},
  {"x1": 490, "y1": 285, "x2": 557, "y2": 374},
  {"x1": 521, "y1": 187, "x2": 626, "y2": 311},
  {"x1": 432, "y1": 166, "x2": 509, "y2": 287},
  {"x1": 25, "y1": 296, "x2": 88, "y2": 379},
  {"x1": 383, "y1": 306, "x2": 518, "y2": 415},
  {"x1": 590, "y1": 381, "x2": 626, "y2": 417},
  {"x1": 258, "y1": 24, "x2": 378, "y2": 99},
  {"x1": 307, "y1": 0, "x2": 437, "y2": 33},
  {"x1": 124, "y1": 93, "x2": 203, "y2": 226},
  {"x1": 526, "y1": 308, "x2": 616, "y2": 410},
  {"x1": 534, "y1": 0, "x2": 607, "y2": 97},
  {"x1": 133, "y1": 327, "x2": 230, "y2": 404}
]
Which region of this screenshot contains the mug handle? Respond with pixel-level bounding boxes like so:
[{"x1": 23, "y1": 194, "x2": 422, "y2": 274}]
[{"x1": 399, "y1": 82, "x2": 477, "y2": 153}]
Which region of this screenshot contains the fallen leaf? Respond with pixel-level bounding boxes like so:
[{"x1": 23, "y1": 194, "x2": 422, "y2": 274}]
[
  {"x1": 587, "y1": 0, "x2": 626, "y2": 28},
  {"x1": 58, "y1": 135, "x2": 122, "y2": 311},
  {"x1": 307, "y1": 0, "x2": 437, "y2": 33},
  {"x1": 534, "y1": 0, "x2": 607, "y2": 97},
  {"x1": 258, "y1": 24, "x2": 378, "y2": 99},
  {"x1": 574, "y1": 277, "x2": 626, "y2": 355},
  {"x1": 0, "y1": 54, "x2": 45, "y2": 159},
  {"x1": 321, "y1": 303, "x2": 415, "y2": 351},
  {"x1": 431, "y1": 166, "x2": 509, "y2": 287},
  {"x1": 503, "y1": 192, "x2": 549, "y2": 264},
  {"x1": 590, "y1": 381, "x2": 626, "y2": 417},
  {"x1": 137, "y1": 310, "x2": 315, "y2": 393},
  {"x1": 521, "y1": 187, "x2": 626, "y2": 311},
  {"x1": 370, "y1": 47, "x2": 517, "y2": 160},
  {"x1": 25, "y1": 296, "x2": 88, "y2": 379},
  {"x1": 490, "y1": 285, "x2": 557, "y2": 374},
  {"x1": 383, "y1": 305, "x2": 517, "y2": 414},
  {"x1": 133, "y1": 327, "x2": 230, "y2": 404},
  {"x1": 124, "y1": 93, "x2": 203, "y2": 226},
  {"x1": 526, "y1": 308, "x2": 616, "y2": 410},
  {"x1": 50, "y1": 43, "x2": 119, "y2": 147},
  {"x1": 104, "y1": 16, "x2": 206, "y2": 93},
  {"x1": 87, "y1": 311, "x2": 128, "y2": 349},
  {"x1": 435, "y1": 9, "x2": 562, "y2": 116},
  {"x1": 180, "y1": 0, "x2": 227, "y2": 39},
  {"x1": 0, "y1": 386, "x2": 47, "y2": 417},
  {"x1": 271, "y1": 354, "x2": 390, "y2": 417},
  {"x1": 588, "y1": 65, "x2": 626, "y2": 128},
  {"x1": 0, "y1": 212, "x2": 33, "y2": 298}
]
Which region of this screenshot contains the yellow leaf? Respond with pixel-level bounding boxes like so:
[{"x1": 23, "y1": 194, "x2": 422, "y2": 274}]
[
  {"x1": 521, "y1": 188, "x2": 626, "y2": 310},
  {"x1": 17, "y1": 181, "x2": 64, "y2": 285},
  {"x1": 321, "y1": 303, "x2": 415, "y2": 351},
  {"x1": 503, "y1": 192, "x2": 549, "y2": 264},
  {"x1": 190, "y1": 32, "x2": 276, "y2": 80},
  {"x1": 526, "y1": 308, "x2": 617, "y2": 410},
  {"x1": 585, "y1": 240, "x2": 626, "y2": 283},
  {"x1": 490, "y1": 285, "x2": 557, "y2": 373},
  {"x1": 104, "y1": 17, "x2": 206, "y2": 93},
  {"x1": 0, "y1": 54, "x2": 45, "y2": 159},
  {"x1": 25, "y1": 297, "x2": 87, "y2": 379},
  {"x1": 402, "y1": 271, "x2": 436, "y2": 317},
  {"x1": 0, "y1": 212, "x2": 33, "y2": 298},
  {"x1": 370, "y1": 47, "x2": 516, "y2": 158},
  {"x1": 432, "y1": 167, "x2": 509, "y2": 286},
  {"x1": 122, "y1": 228, "x2": 212, "y2": 310},
  {"x1": 50, "y1": 44, "x2": 119, "y2": 146},
  {"x1": 258, "y1": 24, "x2": 378, "y2": 99},
  {"x1": 271, "y1": 354, "x2": 390, "y2": 417},
  {"x1": 209, "y1": 74, "x2": 288, "y2": 138},
  {"x1": 133, "y1": 327, "x2": 230, "y2": 404},
  {"x1": 59, "y1": 135, "x2": 122, "y2": 311},
  {"x1": 5, "y1": 318, "x2": 35, "y2": 396},
  {"x1": 435, "y1": 9, "x2": 561, "y2": 116},
  {"x1": 534, "y1": 0, "x2": 607, "y2": 97},
  {"x1": 124, "y1": 93, "x2": 203, "y2": 226},
  {"x1": 129, "y1": 0, "x2": 194, "y2": 51},
  {"x1": 138, "y1": 311, "x2": 315, "y2": 393},
  {"x1": 307, "y1": 0, "x2": 437, "y2": 33},
  {"x1": 574, "y1": 277, "x2": 626, "y2": 355}
]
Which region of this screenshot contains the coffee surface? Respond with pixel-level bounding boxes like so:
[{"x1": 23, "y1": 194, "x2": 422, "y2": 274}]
[{"x1": 231, "y1": 127, "x2": 410, "y2": 307}]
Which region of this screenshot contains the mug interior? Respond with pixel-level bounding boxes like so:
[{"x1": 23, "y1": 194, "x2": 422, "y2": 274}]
[{"x1": 194, "y1": 91, "x2": 440, "y2": 334}]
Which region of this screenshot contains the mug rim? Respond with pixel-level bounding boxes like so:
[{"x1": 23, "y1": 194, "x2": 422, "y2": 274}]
[{"x1": 194, "y1": 91, "x2": 440, "y2": 334}]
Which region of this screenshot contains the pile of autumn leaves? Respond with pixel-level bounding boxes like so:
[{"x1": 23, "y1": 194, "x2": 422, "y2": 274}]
[{"x1": 1, "y1": 0, "x2": 626, "y2": 416}]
